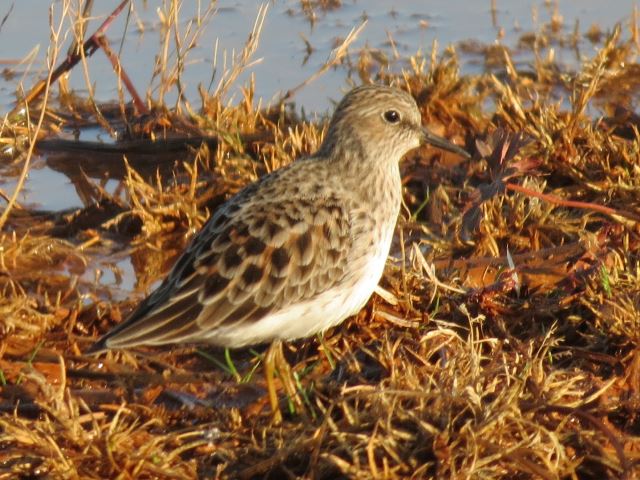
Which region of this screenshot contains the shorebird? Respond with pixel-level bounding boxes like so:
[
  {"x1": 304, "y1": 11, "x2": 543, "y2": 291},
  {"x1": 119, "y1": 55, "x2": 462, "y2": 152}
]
[{"x1": 88, "y1": 84, "x2": 470, "y2": 421}]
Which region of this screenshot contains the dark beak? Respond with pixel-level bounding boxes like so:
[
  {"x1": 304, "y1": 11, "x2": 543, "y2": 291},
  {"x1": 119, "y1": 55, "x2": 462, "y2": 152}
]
[{"x1": 421, "y1": 128, "x2": 471, "y2": 159}]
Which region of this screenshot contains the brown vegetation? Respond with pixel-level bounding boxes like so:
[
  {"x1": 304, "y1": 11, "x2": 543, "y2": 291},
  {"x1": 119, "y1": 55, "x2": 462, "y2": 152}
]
[{"x1": 0, "y1": 2, "x2": 639, "y2": 478}]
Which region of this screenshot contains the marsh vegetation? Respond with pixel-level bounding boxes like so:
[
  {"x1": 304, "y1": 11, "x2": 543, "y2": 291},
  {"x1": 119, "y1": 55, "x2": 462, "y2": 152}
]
[{"x1": 0, "y1": 1, "x2": 639, "y2": 478}]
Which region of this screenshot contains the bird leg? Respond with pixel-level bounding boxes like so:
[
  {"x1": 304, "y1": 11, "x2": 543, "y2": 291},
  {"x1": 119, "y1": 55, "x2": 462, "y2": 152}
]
[
  {"x1": 264, "y1": 340, "x2": 305, "y2": 423},
  {"x1": 264, "y1": 340, "x2": 283, "y2": 424}
]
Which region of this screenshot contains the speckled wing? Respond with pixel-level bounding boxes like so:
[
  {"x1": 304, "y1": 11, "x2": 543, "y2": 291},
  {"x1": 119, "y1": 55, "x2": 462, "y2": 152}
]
[{"x1": 88, "y1": 185, "x2": 353, "y2": 351}]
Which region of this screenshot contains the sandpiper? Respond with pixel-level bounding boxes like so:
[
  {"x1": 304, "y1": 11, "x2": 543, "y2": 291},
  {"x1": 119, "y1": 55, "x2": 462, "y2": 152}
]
[{"x1": 88, "y1": 84, "x2": 470, "y2": 420}]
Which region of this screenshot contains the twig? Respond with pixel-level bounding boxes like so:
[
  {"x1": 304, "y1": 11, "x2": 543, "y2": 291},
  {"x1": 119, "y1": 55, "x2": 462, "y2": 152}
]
[
  {"x1": 0, "y1": 3, "x2": 14, "y2": 36},
  {"x1": 0, "y1": 186, "x2": 23, "y2": 209},
  {"x1": 10, "y1": 0, "x2": 130, "y2": 117},
  {"x1": 0, "y1": 3, "x2": 68, "y2": 229},
  {"x1": 278, "y1": 20, "x2": 367, "y2": 103},
  {"x1": 506, "y1": 182, "x2": 640, "y2": 223},
  {"x1": 237, "y1": 438, "x2": 317, "y2": 479},
  {"x1": 95, "y1": 34, "x2": 148, "y2": 114},
  {"x1": 212, "y1": 4, "x2": 269, "y2": 99},
  {"x1": 66, "y1": 0, "x2": 93, "y2": 58},
  {"x1": 542, "y1": 405, "x2": 631, "y2": 480}
]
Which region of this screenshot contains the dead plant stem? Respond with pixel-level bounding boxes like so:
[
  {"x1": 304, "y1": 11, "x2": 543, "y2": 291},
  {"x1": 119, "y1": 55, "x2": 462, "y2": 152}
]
[
  {"x1": 0, "y1": 2, "x2": 70, "y2": 230},
  {"x1": 506, "y1": 182, "x2": 640, "y2": 223}
]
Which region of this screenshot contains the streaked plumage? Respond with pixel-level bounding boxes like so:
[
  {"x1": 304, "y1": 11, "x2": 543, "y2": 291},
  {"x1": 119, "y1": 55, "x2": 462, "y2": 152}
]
[{"x1": 88, "y1": 84, "x2": 469, "y2": 354}]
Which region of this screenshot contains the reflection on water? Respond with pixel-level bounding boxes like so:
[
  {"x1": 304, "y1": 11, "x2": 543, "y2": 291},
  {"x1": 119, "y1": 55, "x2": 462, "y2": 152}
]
[{"x1": 15, "y1": 162, "x2": 85, "y2": 211}]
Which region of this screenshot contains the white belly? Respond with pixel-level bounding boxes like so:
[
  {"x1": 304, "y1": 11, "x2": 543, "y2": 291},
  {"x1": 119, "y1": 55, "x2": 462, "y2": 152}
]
[{"x1": 211, "y1": 223, "x2": 395, "y2": 348}]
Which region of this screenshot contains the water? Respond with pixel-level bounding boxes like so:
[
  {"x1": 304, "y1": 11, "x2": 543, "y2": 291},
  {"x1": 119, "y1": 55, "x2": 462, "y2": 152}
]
[{"x1": 0, "y1": 1, "x2": 635, "y2": 114}]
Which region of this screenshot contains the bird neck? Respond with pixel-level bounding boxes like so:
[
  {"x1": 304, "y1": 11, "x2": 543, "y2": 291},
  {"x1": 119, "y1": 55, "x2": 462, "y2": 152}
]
[{"x1": 322, "y1": 142, "x2": 402, "y2": 211}]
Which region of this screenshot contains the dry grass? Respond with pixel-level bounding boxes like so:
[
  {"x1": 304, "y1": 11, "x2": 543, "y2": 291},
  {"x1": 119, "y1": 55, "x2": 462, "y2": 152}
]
[{"x1": 0, "y1": 2, "x2": 639, "y2": 479}]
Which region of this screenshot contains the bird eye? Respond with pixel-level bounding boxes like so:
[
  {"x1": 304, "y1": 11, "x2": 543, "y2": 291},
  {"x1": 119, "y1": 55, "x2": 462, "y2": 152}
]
[{"x1": 383, "y1": 110, "x2": 400, "y2": 124}]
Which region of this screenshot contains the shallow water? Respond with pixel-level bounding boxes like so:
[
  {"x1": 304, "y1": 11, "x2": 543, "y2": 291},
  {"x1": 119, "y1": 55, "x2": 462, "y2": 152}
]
[{"x1": 0, "y1": 0, "x2": 634, "y2": 114}]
